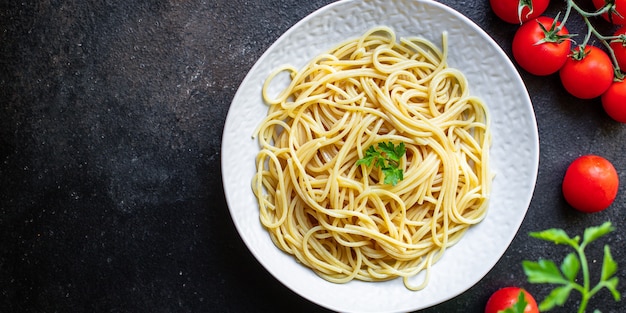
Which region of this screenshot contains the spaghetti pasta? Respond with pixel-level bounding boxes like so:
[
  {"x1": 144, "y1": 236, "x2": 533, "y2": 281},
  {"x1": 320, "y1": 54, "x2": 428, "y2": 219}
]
[{"x1": 252, "y1": 26, "x2": 492, "y2": 290}]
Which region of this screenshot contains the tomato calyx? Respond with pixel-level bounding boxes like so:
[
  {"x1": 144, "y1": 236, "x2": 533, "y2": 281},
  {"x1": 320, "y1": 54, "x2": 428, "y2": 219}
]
[
  {"x1": 598, "y1": 0, "x2": 624, "y2": 24},
  {"x1": 535, "y1": 16, "x2": 574, "y2": 45},
  {"x1": 570, "y1": 45, "x2": 590, "y2": 60},
  {"x1": 485, "y1": 287, "x2": 539, "y2": 313},
  {"x1": 517, "y1": 0, "x2": 535, "y2": 24},
  {"x1": 491, "y1": 0, "x2": 549, "y2": 24},
  {"x1": 500, "y1": 290, "x2": 530, "y2": 313}
]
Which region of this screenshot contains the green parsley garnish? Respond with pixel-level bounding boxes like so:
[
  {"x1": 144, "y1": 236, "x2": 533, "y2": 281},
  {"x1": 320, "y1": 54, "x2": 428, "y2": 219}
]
[
  {"x1": 522, "y1": 221, "x2": 621, "y2": 313},
  {"x1": 355, "y1": 142, "x2": 406, "y2": 186}
]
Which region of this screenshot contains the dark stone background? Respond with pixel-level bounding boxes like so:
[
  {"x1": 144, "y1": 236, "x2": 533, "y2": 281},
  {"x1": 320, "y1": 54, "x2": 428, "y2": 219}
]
[{"x1": 1, "y1": 1, "x2": 625, "y2": 312}]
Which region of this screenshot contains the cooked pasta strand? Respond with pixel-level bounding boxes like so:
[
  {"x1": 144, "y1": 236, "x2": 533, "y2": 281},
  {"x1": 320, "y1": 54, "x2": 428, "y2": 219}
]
[{"x1": 252, "y1": 26, "x2": 492, "y2": 291}]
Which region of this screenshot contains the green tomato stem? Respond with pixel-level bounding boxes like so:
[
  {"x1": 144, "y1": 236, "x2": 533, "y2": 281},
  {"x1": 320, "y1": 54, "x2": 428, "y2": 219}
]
[
  {"x1": 557, "y1": 0, "x2": 574, "y2": 31},
  {"x1": 569, "y1": 0, "x2": 611, "y2": 17},
  {"x1": 578, "y1": 297, "x2": 589, "y2": 313},
  {"x1": 576, "y1": 243, "x2": 591, "y2": 313},
  {"x1": 565, "y1": 0, "x2": 624, "y2": 77}
]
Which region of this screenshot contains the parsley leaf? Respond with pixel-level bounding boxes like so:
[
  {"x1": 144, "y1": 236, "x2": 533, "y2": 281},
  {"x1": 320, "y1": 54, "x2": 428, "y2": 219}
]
[
  {"x1": 355, "y1": 146, "x2": 378, "y2": 168},
  {"x1": 522, "y1": 222, "x2": 621, "y2": 313},
  {"x1": 356, "y1": 142, "x2": 406, "y2": 186},
  {"x1": 383, "y1": 166, "x2": 403, "y2": 186}
]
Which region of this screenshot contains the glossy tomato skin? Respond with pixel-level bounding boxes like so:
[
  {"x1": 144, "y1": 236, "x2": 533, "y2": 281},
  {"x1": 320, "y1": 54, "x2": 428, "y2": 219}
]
[
  {"x1": 485, "y1": 287, "x2": 539, "y2": 313},
  {"x1": 562, "y1": 155, "x2": 619, "y2": 213},
  {"x1": 512, "y1": 17, "x2": 571, "y2": 76},
  {"x1": 490, "y1": 0, "x2": 550, "y2": 24},
  {"x1": 559, "y1": 46, "x2": 614, "y2": 99},
  {"x1": 593, "y1": 0, "x2": 626, "y2": 25},
  {"x1": 610, "y1": 26, "x2": 626, "y2": 70},
  {"x1": 602, "y1": 80, "x2": 626, "y2": 123}
]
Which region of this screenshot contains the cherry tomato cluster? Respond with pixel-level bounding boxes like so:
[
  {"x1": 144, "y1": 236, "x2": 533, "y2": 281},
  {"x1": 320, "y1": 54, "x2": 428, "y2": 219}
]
[
  {"x1": 491, "y1": 0, "x2": 626, "y2": 123},
  {"x1": 490, "y1": 0, "x2": 622, "y2": 215}
]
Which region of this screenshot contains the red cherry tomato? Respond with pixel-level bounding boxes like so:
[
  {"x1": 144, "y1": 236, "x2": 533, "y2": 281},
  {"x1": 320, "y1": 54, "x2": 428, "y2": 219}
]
[
  {"x1": 562, "y1": 155, "x2": 619, "y2": 213},
  {"x1": 512, "y1": 17, "x2": 571, "y2": 76},
  {"x1": 593, "y1": 0, "x2": 626, "y2": 25},
  {"x1": 559, "y1": 46, "x2": 614, "y2": 99},
  {"x1": 485, "y1": 287, "x2": 539, "y2": 313},
  {"x1": 490, "y1": 0, "x2": 550, "y2": 24},
  {"x1": 602, "y1": 79, "x2": 626, "y2": 123},
  {"x1": 610, "y1": 26, "x2": 626, "y2": 70}
]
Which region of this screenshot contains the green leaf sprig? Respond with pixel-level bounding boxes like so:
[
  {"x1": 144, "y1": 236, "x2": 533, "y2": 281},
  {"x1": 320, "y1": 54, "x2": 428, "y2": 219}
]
[
  {"x1": 355, "y1": 141, "x2": 406, "y2": 186},
  {"x1": 522, "y1": 222, "x2": 621, "y2": 313}
]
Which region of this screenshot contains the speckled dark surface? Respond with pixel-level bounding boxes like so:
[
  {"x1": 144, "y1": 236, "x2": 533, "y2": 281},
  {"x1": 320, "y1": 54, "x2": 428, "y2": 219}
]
[{"x1": 2, "y1": 1, "x2": 626, "y2": 312}]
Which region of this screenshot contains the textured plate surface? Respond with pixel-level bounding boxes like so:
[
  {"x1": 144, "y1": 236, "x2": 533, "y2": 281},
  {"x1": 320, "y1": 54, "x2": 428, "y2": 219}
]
[{"x1": 221, "y1": 0, "x2": 539, "y2": 312}]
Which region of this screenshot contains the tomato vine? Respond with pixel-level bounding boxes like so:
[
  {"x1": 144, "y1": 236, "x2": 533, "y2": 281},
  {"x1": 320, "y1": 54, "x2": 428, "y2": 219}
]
[{"x1": 556, "y1": 0, "x2": 625, "y2": 79}]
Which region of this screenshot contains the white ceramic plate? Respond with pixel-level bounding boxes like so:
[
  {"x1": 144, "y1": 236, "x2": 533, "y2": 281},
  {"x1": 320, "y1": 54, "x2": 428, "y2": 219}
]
[{"x1": 221, "y1": 0, "x2": 539, "y2": 312}]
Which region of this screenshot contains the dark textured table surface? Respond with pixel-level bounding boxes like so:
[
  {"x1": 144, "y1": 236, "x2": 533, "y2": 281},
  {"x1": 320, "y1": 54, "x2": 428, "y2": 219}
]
[{"x1": 2, "y1": 1, "x2": 625, "y2": 312}]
